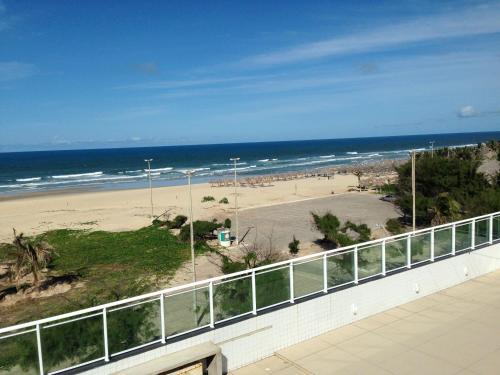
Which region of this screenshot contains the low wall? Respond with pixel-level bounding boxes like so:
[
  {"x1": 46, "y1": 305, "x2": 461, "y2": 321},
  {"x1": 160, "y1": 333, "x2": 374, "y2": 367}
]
[{"x1": 82, "y1": 243, "x2": 500, "y2": 374}]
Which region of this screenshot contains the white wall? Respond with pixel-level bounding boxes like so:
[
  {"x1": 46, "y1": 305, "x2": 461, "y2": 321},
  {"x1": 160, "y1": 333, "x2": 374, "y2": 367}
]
[{"x1": 83, "y1": 243, "x2": 500, "y2": 374}]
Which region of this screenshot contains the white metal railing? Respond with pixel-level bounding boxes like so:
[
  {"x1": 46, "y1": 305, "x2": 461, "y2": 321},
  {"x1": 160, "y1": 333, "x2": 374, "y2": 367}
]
[{"x1": 0, "y1": 212, "x2": 499, "y2": 374}]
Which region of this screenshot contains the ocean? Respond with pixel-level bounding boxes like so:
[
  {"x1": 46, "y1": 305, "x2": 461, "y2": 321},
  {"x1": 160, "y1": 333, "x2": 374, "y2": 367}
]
[{"x1": 1, "y1": 131, "x2": 499, "y2": 195}]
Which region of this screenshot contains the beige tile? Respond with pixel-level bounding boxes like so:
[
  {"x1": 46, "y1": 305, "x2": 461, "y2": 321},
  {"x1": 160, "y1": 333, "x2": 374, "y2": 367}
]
[
  {"x1": 319, "y1": 324, "x2": 368, "y2": 345},
  {"x1": 377, "y1": 348, "x2": 462, "y2": 375},
  {"x1": 340, "y1": 331, "x2": 407, "y2": 363},
  {"x1": 294, "y1": 347, "x2": 362, "y2": 375},
  {"x1": 384, "y1": 306, "x2": 414, "y2": 319},
  {"x1": 230, "y1": 364, "x2": 271, "y2": 375},
  {"x1": 353, "y1": 312, "x2": 400, "y2": 331},
  {"x1": 277, "y1": 336, "x2": 330, "y2": 362},
  {"x1": 254, "y1": 355, "x2": 294, "y2": 372},
  {"x1": 467, "y1": 348, "x2": 500, "y2": 374}
]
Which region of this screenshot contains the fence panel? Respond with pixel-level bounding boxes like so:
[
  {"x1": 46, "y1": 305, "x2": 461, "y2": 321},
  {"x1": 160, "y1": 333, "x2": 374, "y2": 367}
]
[
  {"x1": 411, "y1": 232, "x2": 431, "y2": 264},
  {"x1": 213, "y1": 275, "x2": 252, "y2": 322},
  {"x1": 385, "y1": 238, "x2": 407, "y2": 271},
  {"x1": 255, "y1": 266, "x2": 290, "y2": 310},
  {"x1": 494, "y1": 215, "x2": 500, "y2": 241},
  {"x1": 475, "y1": 218, "x2": 490, "y2": 246},
  {"x1": 107, "y1": 298, "x2": 161, "y2": 355},
  {"x1": 0, "y1": 330, "x2": 39, "y2": 375},
  {"x1": 455, "y1": 222, "x2": 472, "y2": 251},
  {"x1": 434, "y1": 227, "x2": 453, "y2": 258},
  {"x1": 293, "y1": 258, "x2": 324, "y2": 298},
  {"x1": 165, "y1": 286, "x2": 210, "y2": 337},
  {"x1": 326, "y1": 250, "x2": 356, "y2": 287},
  {"x1": 357, "y1": 244, "x2": 383, "y2": 279}
]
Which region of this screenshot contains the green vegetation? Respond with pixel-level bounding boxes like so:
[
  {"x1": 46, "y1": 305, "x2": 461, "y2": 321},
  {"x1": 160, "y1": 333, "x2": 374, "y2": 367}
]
[
  {"x1": 395, "y1": 142, "x2": 500, "y2": 226},
  {"x1": 219, "y1": 197, "x2": 229, "y2": 204},
  {"x1": 288, "y1": 236, "x2": 300, "y2": 255},
  {"x1": 178, "y1": 220, "x2": 221, "y2": 243},
  {"x1": 385, "y1": 218, "x2": 404, "y2": 235},
  {"x1": 201, "y1": 196, "x2": 215, "y2": 202},
  {"x1": 152, "y1": 214, "x2": 187, "y2": 229},
  {"x1": 312, "y1": 212, "x2": 371, "y2": 248},
  {"x1": 378, "y1": 183, "x2": 397, "y2": 194},
  {"x1": 224, "y1": 218, "x2": 232, "y2": 229}
]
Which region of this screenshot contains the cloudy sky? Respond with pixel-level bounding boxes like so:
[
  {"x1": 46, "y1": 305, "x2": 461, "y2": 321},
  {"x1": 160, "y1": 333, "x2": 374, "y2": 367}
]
[{"x1": 0, "y1": 0, "x2": 499, "y2": 150}]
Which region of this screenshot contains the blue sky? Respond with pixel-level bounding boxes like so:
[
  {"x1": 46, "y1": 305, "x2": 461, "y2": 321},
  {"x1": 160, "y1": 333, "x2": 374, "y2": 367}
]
[{"x1": 0, "y1": 0, "x2": 499, "y2": 151}]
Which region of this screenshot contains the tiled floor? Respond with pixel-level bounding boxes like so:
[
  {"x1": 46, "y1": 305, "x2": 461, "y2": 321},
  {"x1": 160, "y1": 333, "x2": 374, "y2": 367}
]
[{"x1": 230, "y1": 270, "x2": 500, "y2": 375}]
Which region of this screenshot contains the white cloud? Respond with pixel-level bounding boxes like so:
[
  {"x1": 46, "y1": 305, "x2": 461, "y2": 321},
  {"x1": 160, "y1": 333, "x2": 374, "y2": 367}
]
[
  {"x1": 0, "y1": 62, "x2": 37, "y2": 81},
  {"x1": 458, "y1": 105, "x2": 478, "y2": 118},
  {"x1": 240, "y1": 4, "x2": 500, "y2": 67}
]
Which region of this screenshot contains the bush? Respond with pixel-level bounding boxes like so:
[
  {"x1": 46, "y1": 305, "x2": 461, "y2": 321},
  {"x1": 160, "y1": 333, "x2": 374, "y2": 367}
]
[
  {"x1": 386, "y1": 218, "x2": 404, "y2": 235},
  {"x1": 288, "y1": 236, "x2": 300, "y2": 255},
  {"x1": 219, "y1": 197, "x2": 229, "y2": 204},
  {"x1": 312, "y1": 212, "x2": 371, "y2": 247},
  {"x1": 202, "y1": 196, "x2": 215, "y2": 202},
  {"x1": 224, "y1": 218, "x2": 231, "y2": 228},
  {"x1": 179, "y1": 220, "x2": 222, "y2": 242},
  {"x1": 169, "y1": 215, "x2": 187, "y2": 229}
]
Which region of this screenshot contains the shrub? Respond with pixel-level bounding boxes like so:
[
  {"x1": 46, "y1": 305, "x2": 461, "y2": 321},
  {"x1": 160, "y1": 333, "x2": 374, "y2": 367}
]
[
  {"x1": 288, "y1": 236, "x2": 300, "y2": 255},
  {"x1": 169, "y1": 215, "x2": 188, "y2": 229},
  {"x1": 179, "y1": 220, "x2": 221, "y2": 242},
  {"x1": 224, "y1": 218, "x2": 231, "y2": 228},
  {"x1": 202, "y1": 196, "x2": 215, "y2": 202},
  {"x1": 219, "y1": 197, "x2": 229, "y2": 204},
  {"x1": 386, "y1": 218, "x2": 404, "y2": 235}
]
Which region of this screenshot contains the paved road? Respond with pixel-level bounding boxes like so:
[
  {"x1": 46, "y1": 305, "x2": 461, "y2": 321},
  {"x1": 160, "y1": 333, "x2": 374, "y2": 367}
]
[{"x1": 237, "y1": 193, "x2": 399, "y2": 250}]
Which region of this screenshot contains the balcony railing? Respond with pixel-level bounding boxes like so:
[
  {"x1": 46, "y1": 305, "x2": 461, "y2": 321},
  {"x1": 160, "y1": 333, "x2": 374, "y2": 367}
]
[{"x1": 1, "y1": 212, "x2": 499, "y2": 375}]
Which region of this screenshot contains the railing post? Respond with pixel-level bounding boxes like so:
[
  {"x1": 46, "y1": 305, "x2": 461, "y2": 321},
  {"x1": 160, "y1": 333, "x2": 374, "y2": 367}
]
[
  {"x1": 209, "y1": 281, "x2": 215, "y2": 328},
  {"x1": 354, "y1": 247, "x2": 359, "y2": 284},
  {"x1": 251, "y1": 271, "x2": 257, "y2": 315},
  {"x1": 160, "y1": 293, "x2": 166, "y2": 344},
  {"x1": 289, "y1": 262, "x2": 295, "y2": 303},
  {"x1": 489, "y1": 215, "x2": 494, "y2": 244},
  {"x1": 452, "y1": 223, "x2": 456, "y2": 255},
  {"x1": 323, "y1": 253, "x2": 328, "y2": 293},
  {"x1": 382, "y1": 240, "x2": 386, "y2": 276},
  {"x1": 406, "y1": 235, "x2": 411, "y2": 268},
  {"x1": 430, "y1": 228, "x2": 435, "y2": 261},
  {"x1": 471, "y1": 219, "x2": 476, "y2": 250},
  {"x1": 103, "y1": 307, "x2": 109, "y2": 362},
  {"x1": 36, "y1": 324, "x2": 44, "y2": 375}
]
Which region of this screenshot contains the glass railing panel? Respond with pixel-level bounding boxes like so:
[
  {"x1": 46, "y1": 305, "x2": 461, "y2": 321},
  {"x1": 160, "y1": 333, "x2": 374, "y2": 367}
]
[
  {"x1": 434, "y1": 227, "x2": 453, "y2": 257},
  {"x1": 213, "y1": 275, "x2": 252, "y2": 322},
  {"x1": 0, "y1": 330, "x2": 39, "y2": 375},
  {"x1": 165, "y1": 286, "x2": 210, "y2": 337},
  {"x1": 475, "y1": 219, "x2": 489, "y2": 246},
  {"x1": 385, "y1": 238, "x2": 407, "y2": 271},
  {"x1": 293, "y1": 258, "x2": 324, "y2": 298},
  {"x1": 411, "y1": 232, "x2": 431, "y2": 264},
  {"x1": 455, "y1": 222, "x2": 472, "y2": 251},
  {"x1": 255, "y1": 266, "x2": 290, "y2": 309},
  {"x1": 327, "y1": 250, "x2": 355, "y2": 287},
  {"x1": 494, "y1": 215, "x2": 500, "y2": 241},
  {"x1": 107, "y1": 298, "x2": 161, "y2": 355},
  {"x1": 358, "y1": 243, "x2": 383, "y2": 279},
  {"x1": 40, "y1": 313, "x2": 104, "y2": 374}
]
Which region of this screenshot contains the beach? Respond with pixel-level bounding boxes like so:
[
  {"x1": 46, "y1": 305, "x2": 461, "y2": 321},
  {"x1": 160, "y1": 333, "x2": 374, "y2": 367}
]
[{"x1": 0, "y1": 173, "x2": 365, "y2": 243}]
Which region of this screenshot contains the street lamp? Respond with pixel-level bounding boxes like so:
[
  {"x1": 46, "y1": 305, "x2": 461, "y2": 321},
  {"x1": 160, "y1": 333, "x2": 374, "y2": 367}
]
[
  {"x1": 144, "y1": 159, "x2": 154, "y2": 219},
  {"x1": 184, "y1": 170, "x2": 196, "y2": 284},
  {"x1": 230, "y1": 157, "x2": 240, "y2": 246}
]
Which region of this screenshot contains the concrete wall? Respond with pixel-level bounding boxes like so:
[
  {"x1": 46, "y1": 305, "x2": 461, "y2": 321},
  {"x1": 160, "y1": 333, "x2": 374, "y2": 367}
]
[{"x1": 83, "y1": 243, "x2": 500, "y2": 375}]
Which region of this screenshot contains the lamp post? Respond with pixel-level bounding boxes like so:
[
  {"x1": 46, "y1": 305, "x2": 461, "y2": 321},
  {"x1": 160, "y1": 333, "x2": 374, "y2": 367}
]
[
  {"x1": 230, "y1": 157, "x2": 240, "y2": 246},
  {"x1": 185, "y1": 170, "x2": 196, "y2": 284},
  {"x1": 411, "y1": 151, "x2": 416, "y2": 231},
  {"x1": 144, "y1": 159, "x2": 154, "y2": 219}
]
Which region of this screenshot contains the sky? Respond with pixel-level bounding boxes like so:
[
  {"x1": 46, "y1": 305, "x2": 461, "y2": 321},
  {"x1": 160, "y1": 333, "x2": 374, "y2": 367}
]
[{"x1": 0, "y1": 0, "x2": 499, "y2": 151}]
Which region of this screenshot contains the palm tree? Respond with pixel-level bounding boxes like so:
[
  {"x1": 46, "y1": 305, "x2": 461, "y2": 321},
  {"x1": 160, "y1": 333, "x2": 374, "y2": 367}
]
[
  {"x1": 430, "y1": 193, "x2": 461, "y2": 225},
  {"x1": 353, "y1": 169, "x2": 363, "y2": 191},
  {"x1": 11, "y1": 229, "x2": 55, "y2": 288}
]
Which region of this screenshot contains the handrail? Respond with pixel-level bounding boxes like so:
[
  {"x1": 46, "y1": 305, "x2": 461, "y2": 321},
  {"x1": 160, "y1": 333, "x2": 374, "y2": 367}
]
[
  {"x1": 0, "y1": 211, "x2": 497, "y2": 335},
  {"x1": 0, "y1": 211, "x2": 498, "y2": 375}
]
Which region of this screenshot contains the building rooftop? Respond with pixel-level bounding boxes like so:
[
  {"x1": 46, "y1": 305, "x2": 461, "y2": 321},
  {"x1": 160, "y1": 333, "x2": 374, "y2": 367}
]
[{"x1": 231, "y1": 269, "x2": 500, "y2": 375}]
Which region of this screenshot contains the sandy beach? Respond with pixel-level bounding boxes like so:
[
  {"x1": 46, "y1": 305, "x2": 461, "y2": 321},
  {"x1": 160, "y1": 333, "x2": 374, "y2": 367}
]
[{"x1": 0, "y1": 174, "x2": 363, "y2": 243}]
